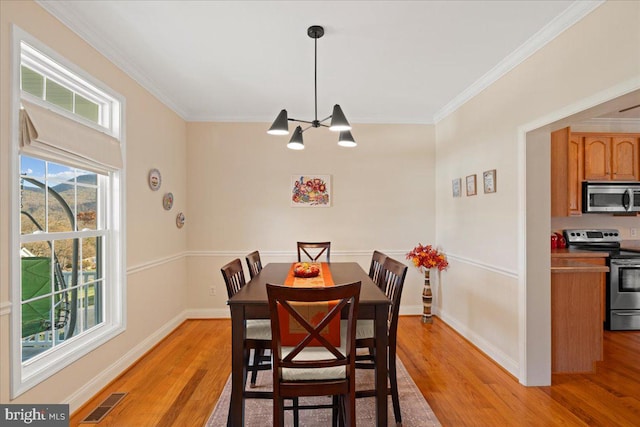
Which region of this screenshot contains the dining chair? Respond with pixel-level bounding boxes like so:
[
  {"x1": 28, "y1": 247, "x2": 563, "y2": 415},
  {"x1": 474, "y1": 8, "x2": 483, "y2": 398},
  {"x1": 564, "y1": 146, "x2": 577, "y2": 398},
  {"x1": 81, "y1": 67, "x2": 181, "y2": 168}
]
[
  {"x1": 352, "y1": 256, "x2": 407, "y2": 427},
  {"x1": 368, "y1": 250, "x2": 388, "y2": 288},
  {"x1": 245, "y1": 250, "x2": 263, "y2": 279},
  {"x1": 221, "y1": 258, "x2": 271, "y2": 388},
  {"x1": 297, "y1": 241, "x2": 331, "y2": 263},
  {"x1": 266, "y1": 281, "x2": 361, "y2": 427}
]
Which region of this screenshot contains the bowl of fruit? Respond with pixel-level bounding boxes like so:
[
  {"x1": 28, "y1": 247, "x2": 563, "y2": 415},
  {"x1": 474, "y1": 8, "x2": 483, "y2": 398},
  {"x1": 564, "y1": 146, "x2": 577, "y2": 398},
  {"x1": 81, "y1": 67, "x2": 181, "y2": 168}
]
[{"x1": 293, "y1": 262, "x2": 321, "y2": 278}]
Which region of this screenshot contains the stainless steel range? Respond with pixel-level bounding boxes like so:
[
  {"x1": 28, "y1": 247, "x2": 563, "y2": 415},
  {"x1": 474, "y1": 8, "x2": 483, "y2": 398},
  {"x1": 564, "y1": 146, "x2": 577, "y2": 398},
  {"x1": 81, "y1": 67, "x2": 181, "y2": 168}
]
[{"x1": 563, "y1": 229, "x2": 640, "y2": 331}]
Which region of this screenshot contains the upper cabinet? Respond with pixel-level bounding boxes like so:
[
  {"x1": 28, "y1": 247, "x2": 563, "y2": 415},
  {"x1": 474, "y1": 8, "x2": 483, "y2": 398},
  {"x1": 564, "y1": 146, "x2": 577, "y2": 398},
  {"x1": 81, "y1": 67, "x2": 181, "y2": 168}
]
[
  {"x1": 612, "y1": 136, "x2": 639, "y2": 180},
  {"x1": 582, "y1": 133, "x2": 639, "y2": 181},
  {"x1": 583, "y1": 136, "x2": 611, "y2": 180},
  {"x1": 552, "y1": 129, "x2": 640, "y2": 217}
]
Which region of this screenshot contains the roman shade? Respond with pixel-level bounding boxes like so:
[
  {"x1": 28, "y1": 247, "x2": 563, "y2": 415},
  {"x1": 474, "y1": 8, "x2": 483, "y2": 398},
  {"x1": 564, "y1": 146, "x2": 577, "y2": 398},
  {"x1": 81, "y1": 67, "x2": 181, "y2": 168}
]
[{"x1": 19, "y1": 99, "x2": 122, "y2": 172}]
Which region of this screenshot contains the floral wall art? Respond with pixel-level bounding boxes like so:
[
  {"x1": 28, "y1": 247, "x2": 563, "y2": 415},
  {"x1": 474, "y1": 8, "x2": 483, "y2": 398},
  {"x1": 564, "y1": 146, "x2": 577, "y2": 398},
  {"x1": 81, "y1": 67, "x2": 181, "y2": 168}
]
[{"x1": 291, "y1": 175, "x2": 331, "y2": 207}]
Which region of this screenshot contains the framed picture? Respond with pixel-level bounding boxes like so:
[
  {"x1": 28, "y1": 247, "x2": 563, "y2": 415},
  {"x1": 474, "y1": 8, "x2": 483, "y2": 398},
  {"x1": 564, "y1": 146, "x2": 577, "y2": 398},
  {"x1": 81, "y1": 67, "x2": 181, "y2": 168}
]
[
  {"x1": 452, "y1": 178, "x2": 462, "y2": 198},
  {"x1": 291, "y1": 175, "x2": 331, "y2": 207},
  {"x1": 466, "y1": 174, "x2": 477, "y2": 196},
  {"x1": 483, "y1": 169, "x2": 497, "y2": 193}
]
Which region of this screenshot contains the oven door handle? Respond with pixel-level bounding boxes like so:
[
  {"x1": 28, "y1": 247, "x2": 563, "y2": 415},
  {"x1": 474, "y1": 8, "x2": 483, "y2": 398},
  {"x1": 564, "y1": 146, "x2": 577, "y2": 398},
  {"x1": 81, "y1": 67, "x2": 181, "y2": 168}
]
[{"x1": 612, "y1": 312, "x2": 639, "y2": 316}]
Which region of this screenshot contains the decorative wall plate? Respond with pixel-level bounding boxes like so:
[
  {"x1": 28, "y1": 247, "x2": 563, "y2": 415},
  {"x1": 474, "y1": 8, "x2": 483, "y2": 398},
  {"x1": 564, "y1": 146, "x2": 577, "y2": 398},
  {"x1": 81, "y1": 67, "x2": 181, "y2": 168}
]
[
  {"x1": 176, "y1": 212, "x2": 185, "y2": 228},
  {"x1": 148, "y1": 168, "x2": 161, "y2": 191},
  {"x1": 163, "y1": 192, "x2": 174, "y2": 210}
]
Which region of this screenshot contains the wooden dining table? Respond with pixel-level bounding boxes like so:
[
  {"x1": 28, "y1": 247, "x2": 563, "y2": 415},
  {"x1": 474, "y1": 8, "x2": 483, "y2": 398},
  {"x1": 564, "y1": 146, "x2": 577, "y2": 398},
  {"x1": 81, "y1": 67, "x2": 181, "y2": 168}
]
[{"x1": 227, "y1": 262, "x2": 391, "y2": 426}]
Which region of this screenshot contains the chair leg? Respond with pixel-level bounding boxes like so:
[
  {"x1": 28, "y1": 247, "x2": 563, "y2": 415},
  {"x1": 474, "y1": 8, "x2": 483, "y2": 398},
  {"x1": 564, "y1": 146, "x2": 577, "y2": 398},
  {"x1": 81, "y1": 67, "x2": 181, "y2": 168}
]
[
  {"x1": 249, "y1": 348, "x2": 261, "y2": 387},
  {"x1": 273, "y1": 396, "x2": 284, "y2": 427},
  {"x1": 242, "y1": 347, "x2": 250, "y2": 388},
  {"x1": 293, "y1": 397, "x2": 300, "y2": 427},
  {"x1": 345, "y1": 392, "x2": 356, "y2": 427},
  {"x1": 389, "y1": 352, "x2": 402, "y2": 427}
]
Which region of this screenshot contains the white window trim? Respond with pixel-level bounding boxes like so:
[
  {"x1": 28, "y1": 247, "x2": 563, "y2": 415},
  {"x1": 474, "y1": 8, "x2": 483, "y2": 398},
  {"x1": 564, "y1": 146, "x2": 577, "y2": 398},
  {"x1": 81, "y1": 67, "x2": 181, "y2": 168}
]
[{"x1": 10, "y1": 26, "x2": 127, "y2": 399}]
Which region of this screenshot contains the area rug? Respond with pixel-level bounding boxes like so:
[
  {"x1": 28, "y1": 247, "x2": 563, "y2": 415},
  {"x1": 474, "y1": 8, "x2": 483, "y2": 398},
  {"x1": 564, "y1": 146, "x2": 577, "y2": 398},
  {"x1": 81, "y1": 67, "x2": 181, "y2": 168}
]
[{"x1": 205, "y1": 358, "x2": 441, "y2": 426}]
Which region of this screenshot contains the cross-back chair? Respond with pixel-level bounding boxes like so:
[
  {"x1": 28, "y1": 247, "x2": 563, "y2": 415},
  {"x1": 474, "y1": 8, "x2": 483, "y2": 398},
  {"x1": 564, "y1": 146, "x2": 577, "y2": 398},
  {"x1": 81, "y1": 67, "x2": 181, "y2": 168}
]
[
  {"x1": 267, "y1": 281, "x2": 361, "y2": 427},
  {"x1": 353, "y1": 256, "x2": 408, "y2": 427},
  {"x1": 221, "y1": 258, "x2": 271, "y2": 388},
  {"x1": 297, "y1": 241, "x2": 331, "y2": 263},
  {"x1": 245, "y1": 250, "x2": 263, "y2": 279}
]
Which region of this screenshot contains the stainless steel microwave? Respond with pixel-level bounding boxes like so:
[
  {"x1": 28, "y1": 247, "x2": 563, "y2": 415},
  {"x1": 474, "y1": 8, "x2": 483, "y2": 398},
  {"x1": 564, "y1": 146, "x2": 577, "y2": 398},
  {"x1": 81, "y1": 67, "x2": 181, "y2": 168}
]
[{"x1": 582, "y1": 181, "x2": 640, "y2": 213}]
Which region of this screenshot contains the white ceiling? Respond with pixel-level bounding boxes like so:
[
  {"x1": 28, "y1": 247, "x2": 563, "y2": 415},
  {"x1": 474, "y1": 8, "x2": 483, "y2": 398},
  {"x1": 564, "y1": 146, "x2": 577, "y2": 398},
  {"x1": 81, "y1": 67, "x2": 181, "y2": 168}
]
[{"x1": 38, "y1": 0, "x2": 604, "y2": 124}]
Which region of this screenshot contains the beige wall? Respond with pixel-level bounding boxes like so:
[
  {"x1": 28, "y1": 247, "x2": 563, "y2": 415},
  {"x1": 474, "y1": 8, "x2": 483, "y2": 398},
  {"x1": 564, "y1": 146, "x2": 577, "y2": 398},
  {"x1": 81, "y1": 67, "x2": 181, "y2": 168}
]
[
  {"x1": 185, "y1": 122, "x2": 437, "y2": 317},
  {"x1": 1, "y1": 0, "x2": 188, "y2": 407},
  {"x1": 435, "y1": 0, "x2": 640, "y2": 383}
]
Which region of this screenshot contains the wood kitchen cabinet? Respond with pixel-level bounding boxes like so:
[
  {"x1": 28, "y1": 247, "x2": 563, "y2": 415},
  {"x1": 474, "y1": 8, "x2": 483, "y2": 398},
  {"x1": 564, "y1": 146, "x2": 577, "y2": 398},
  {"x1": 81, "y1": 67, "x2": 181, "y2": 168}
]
[
  {"x1": 551, "y1": 127, "x2": 583, "y2": 216},
  {"x1": 551, "y1": 266, "x2": 606, "y2": 373},
  {"x1": 550, "y1": 252, "x2": 608, "y2": 374},
  {"x1": 582, "y1": 133, "x2": 639, "y2": 181},
  {"x1": 552, "y1": 129, "x2": 640, "y2": 217},
  {"x1": 567, "y1": 133, "x2": 584, "y2": 215}
]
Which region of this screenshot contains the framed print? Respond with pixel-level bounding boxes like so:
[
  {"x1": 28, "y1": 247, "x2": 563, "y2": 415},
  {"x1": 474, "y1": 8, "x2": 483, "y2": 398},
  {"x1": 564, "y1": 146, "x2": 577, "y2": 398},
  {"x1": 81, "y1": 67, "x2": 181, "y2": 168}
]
[
  {"x1": 291, "y1": 175, "x2": 331, "y2": 207},
  {"x1": 148, "y1": 168, "x2": 161, "y2": 191},
  {"x1": 466, "y1": 174, "x2": 477, "y2": 196},
  {"x1": 483, "y1": 169, "x2": 497, "y2": 193},
  {"x1": 452, "y1": 178, "x2": 462, "y2": 198}
]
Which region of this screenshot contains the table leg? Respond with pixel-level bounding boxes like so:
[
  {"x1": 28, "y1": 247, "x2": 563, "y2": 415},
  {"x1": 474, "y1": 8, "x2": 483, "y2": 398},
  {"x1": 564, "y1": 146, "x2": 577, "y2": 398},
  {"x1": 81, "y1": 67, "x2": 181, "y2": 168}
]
[
  {"x1": 374, "y1": 304, "x2": 388, "y2": 426},
  {"x1": 229, "y1": 305, "x2": 245, "y2": 426}
]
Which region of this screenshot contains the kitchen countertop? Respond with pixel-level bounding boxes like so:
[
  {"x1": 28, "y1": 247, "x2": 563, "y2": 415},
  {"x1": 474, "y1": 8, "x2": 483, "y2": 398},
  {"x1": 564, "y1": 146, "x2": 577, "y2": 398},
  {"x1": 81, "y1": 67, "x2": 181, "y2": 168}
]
[
  {"x1": 551, "y1": 248, "x2": 609, "y2": 273},
  {"x1": 551, "y1": 248, "x2": 609, "y2": 258},
  {"x1": 551, "y1": 258, "x2": 609, "y2": 273}
]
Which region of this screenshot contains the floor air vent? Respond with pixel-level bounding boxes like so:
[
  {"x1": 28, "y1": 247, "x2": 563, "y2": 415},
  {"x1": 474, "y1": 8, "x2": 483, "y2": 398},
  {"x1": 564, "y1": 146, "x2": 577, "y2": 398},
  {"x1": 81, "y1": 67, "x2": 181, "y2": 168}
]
[{"x1": 80, "y1": 392, "x2": 127, "y2": 423}]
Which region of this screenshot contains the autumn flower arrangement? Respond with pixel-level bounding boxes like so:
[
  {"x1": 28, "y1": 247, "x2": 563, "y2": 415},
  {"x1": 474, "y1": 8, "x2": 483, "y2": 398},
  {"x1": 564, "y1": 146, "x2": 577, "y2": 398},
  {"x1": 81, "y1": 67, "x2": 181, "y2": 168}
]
[{"x1": 406, "y1": 244, "x2": 449, "y2": 272}]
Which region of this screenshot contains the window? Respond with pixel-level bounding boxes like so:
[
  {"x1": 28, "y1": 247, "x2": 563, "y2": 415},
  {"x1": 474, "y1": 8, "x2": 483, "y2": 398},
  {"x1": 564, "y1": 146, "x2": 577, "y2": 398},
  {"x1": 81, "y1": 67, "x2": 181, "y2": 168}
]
[
  {"x1": 20, "y1": 157, "x2": 104, "y2": 361},
  {"x1": 11, "y1": 31, "x2": 125, "y2": 397}
]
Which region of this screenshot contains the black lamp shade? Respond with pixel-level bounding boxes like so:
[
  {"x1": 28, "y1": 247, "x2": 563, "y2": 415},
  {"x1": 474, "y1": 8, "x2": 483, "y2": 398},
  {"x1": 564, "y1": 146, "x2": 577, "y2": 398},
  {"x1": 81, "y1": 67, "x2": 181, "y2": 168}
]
[
  {"x1": 329, "y1": 104, "x2": 351, "y2": 132},
  {"x1": 267, "y1": 109, "x2": 289, "y2": 135},
  {"x1": 338, "y1": 130, "x2": 357, "y2": 147},
  {"x1": 287, "y1": 126, "x2": 304, "y2": 150}
]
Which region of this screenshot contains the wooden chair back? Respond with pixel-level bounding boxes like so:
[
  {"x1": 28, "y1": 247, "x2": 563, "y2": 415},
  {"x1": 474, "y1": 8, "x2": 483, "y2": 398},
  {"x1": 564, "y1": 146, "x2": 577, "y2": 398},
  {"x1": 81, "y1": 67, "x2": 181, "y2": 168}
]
[
  {"x1": 380, "y1": 257, "x2": 408, "y2": 341},
  {"x1": 297, "y1": 241, "x2": 331, "y2": 263},
  {"x1": 245, "y1": 250, "x2": 263, "y2": 279},
  {"x1": 220, "y1": 258, "x2": 246, "y2": 299},
  {"x1": 368, "y1": 250, "x2": 388, "y2": 288},
  {"x1": 267, "y1": 281, "x2": 361, "y2": 426}
]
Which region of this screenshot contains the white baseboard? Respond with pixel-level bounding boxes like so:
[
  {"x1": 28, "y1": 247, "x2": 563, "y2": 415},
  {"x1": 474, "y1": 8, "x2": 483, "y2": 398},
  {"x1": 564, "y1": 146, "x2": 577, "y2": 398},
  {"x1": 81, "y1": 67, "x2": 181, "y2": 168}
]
[
  {"x1": 435, "y1": 308, "x2": 519, "y2": 377},
  {"x1": 64, "y1": 310, "x2": 188, "y2": 412},
  {"x1": 185, "y1": 308, "x2": 230, "y2": 319},
  {"x1": 399, "y1": 304, "x2": 422, "y2": 316}
]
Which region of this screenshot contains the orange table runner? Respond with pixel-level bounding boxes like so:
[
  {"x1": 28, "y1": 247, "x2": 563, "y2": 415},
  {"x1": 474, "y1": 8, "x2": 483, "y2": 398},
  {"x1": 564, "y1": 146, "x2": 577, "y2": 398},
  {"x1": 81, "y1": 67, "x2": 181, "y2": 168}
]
[{"x1": 278, "y1": 263, "x2": 340, "y2": 347}]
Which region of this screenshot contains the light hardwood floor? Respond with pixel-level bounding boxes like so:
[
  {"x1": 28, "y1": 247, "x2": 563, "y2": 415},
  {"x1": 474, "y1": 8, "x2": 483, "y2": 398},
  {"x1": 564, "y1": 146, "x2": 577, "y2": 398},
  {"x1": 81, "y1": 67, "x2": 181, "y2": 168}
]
[{"x1": 69, "y1": 317, "x2": 640, "y2": 426}]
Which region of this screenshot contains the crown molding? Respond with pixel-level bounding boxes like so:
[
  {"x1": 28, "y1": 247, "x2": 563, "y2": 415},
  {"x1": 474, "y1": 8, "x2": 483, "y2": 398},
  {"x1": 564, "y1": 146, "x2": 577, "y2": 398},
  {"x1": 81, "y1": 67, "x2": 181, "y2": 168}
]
[
  {"x1": 433, "y1": 0, "x2": 606, "y2": 124},
  {"x1": 576, "y1": 117, "x2": 640, "y2": 127},
  {"x1": 36, "y1": 1, "x2": 190, "y2": 120}
]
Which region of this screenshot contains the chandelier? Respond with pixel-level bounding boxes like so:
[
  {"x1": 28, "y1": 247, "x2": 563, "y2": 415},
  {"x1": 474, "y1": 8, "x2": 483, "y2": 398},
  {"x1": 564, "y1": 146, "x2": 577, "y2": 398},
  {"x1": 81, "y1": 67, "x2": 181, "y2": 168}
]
[{"x1": 267, "y1": 25, "x2": 356, "y2": 150}]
